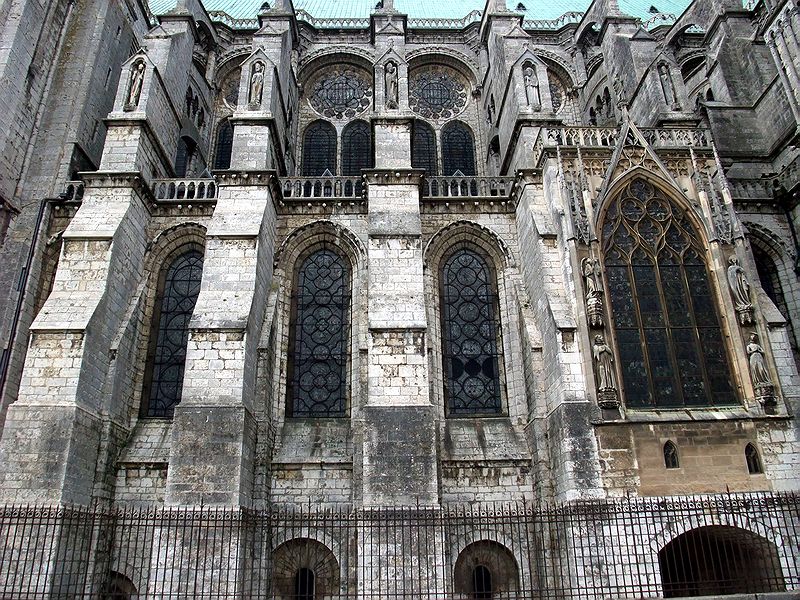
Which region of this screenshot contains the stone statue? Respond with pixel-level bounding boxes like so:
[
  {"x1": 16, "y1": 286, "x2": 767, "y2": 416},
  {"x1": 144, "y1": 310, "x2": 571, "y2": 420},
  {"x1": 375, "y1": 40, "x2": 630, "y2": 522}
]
[
  {"x1": 747, "y1": 333, "x2": 771, "y2": 387},
  {"x1": 384, "y1": 61, "x2": 399, "y2": 109},
  {"x1": 582, "y1": 257, "x2": 604, "y2": 328},
  {"x1": 593, "y1": 334, "x2": 619, "y2": 408},
  {"x1": 727, "y1": 256, "x2": 754, "y2": 325},
  {"x1": 658, "y1": 63, "x2": 679, "y2": 110},
  {"x1": 523, "y1": 65, "x2": 540, "y2": 108},
  {"x1": 124, "y1": 61, "x2": 145, "y2": 111},
  {"x1": 593, "y1": 335, "x2": 616, "y2": 390},
  {"x1": 249, "y1": 62, "x2": 265, "y2": 108},
  {"x1": 747, "y1": 332, "x2": 775, "y2": 405}
]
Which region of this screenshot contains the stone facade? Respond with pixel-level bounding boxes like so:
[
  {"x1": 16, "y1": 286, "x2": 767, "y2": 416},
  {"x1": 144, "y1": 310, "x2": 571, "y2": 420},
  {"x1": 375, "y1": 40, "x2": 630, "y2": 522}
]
[{"x1": 0, "y1": 0, "x2": 799, "y2": 596}]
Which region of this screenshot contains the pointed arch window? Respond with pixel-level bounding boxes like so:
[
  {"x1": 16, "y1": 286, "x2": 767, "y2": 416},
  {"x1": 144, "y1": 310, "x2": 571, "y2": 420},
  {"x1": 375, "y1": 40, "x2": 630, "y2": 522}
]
[
  {"x1": 442, "y1": 121, "x2": 476, "y2": 176},
  {"x1": 142, "y1": 250, "x2": 204, "y2": 418},
  {"x1": 412, "y1": 120, "x2": 437, "y2": 175},
  {"x1": 601, "y1": 178, "x2": 735, "y2": 408},
  {"x1": 663, "y1": 441, "x2": 680, "y2": 469},
  {"x1": 341, "y1": 120, "x2": 372, "y2": 176},
  {"x1": 745, "y1": 443, "x2": 763, "y2": 474},
  {"x1": 302, "y1": 120, "x2": 337, "y2": 176},
  {"x1": 287, "y1": 248, "x2": 350, "y2": 417},
  {"x1": 213, "y1": 119, "x2": 234, "y2": 170},
  {"x1": 441, "y1": 247, "x2": 503, "y2": 415},
  {"x1": 174, "y1": 137, "x2": 195, "y2": 177}
]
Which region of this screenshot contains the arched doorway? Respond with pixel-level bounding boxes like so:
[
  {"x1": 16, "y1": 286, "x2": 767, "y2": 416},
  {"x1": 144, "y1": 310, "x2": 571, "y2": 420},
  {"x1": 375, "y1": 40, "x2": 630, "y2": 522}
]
[{"x1": 659, "y1": 525, "x2": 785, "y2": 597}]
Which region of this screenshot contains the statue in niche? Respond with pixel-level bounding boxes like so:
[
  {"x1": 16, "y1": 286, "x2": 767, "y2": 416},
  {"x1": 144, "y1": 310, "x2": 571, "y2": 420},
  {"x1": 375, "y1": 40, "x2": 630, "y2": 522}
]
[
  {"x1": 124, "y1": 61, "x2": 145, "y2": 111},
  {"x1": 384, "y1": 61, "x2": 399, "y2": 109},
  {"x1": 249, "y1": 62, "x2": 265, "y2": 109},
  {"x1": 593, "y1": 334, "x2": 619, "y2": 409},
  {"x1": 523, "y1": 64, "x2": 540, "y2": 108},
  {"x1": 727, "y1": 256, "x2": 754, "y2": 325},
  {"x1": 488, "y1": 95, "x2": 496, "y2": 124},
  {"x1": 582, "y1": 257, "x2": 604, "y2": 328},
  {"x1": 658, "y1": 63, "x2": 679, "y2": 110},
  {"x1": 747, "y1": 332, "x2": 776, "y2": 405}
]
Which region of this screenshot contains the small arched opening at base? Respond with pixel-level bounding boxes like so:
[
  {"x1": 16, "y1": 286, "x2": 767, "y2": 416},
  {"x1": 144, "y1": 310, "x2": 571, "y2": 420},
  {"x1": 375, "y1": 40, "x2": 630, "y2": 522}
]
[
  {"x1": 454, "y1": 540, "x2": 520, "y2": 599},
  {"x1": 658, "y1": 525, "x2": 785, "y2": 597},
  {"x1": 103, "y1": 572, "x2": 138, "y2": 600}
]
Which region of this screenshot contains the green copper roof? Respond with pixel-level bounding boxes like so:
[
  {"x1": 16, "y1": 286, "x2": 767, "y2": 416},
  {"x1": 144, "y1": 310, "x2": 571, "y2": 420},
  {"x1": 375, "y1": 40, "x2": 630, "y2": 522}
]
[{"x1": 148, "y1": 0, "x2": 694, "y2": 27}]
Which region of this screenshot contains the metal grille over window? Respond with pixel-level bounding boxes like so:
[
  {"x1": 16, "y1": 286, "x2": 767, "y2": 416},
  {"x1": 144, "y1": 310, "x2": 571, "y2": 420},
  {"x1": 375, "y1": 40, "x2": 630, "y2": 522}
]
[
  {"x1": 144, "y1": 251, "x2": 203, "y2": 418},
  {"x1": 442, "y1": 121, "x2": 476, "y2": 176},
  {"x1": 214, "y1": 120, "x2": 234, "y2": 170},
  {"x1": 342, "y1": 120, "x2": 372, "y2": 176},
  {"x1": 412, "y1": 120, "x2": 437, "y2": 175},
  {"x1": 441, "y1": 248, "x2": 502, "y2": 415},
  {"x1": 602, "y1": 178, "x2": 735, "y2": 408},
  {"x1": 288, "y1": 249, "x2": 350, "y2": 417},
  {"x1": 302, "y1": 120, "x2": 337, "y2": 176},
  {"x1": 409, "y1": 66, "x2": 468, "y2": 119},
  {"x1": 309, "y1": 68, "x2": 372, "y2": 119}
]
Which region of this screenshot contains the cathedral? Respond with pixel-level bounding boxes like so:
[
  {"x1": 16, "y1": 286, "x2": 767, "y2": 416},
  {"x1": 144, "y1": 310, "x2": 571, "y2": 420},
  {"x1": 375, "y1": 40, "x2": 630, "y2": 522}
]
[{"x1": 0, "y1": 0, "x2": 799, "y2": 596}]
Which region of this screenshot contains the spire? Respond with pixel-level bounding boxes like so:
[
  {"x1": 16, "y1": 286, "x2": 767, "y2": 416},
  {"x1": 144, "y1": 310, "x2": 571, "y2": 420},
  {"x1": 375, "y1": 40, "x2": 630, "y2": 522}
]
[{"x1": 485, "y1": 0, "x2": 508, "y2": 13}]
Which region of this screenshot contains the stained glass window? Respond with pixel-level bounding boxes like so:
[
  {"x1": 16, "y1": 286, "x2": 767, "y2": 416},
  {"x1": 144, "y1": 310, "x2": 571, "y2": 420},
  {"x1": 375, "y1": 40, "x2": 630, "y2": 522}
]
[
  {"x1": 341, "y1": 120, "x2": 372, "y2": 176},
  {"x1": 442, "y1": 121, "x2": 476, "y2": 176},
  {"x1": 288, "y1": 248, "x2": 350, "y2": 417},
  {"x1": 309, "y1": 68, "x2": 372, "y2": 119},
  {"x1": 441, "y1": 248, "x2": 502, "y2": 415},
  {"x1": 302, "y1": 121, "x2": 337, "y2": 176},
  {"x1": 143, "y1": 250, "x2": 204, "y2": 418},
  {"x1": 412, "y1": 120, "x2": 437, "y2": 175},
  {"x1": 409, "y1": 66, "x2": 468, "y2": 119},
  {"x1": 602, "y1": 178, "x2": 735, "y2": 408},
  {"x1": 548, "y1": 71, "x2": 565, "y2": 112},
  {"x1": 214, "y1": 120, "x2": 234, "y2": 170}
]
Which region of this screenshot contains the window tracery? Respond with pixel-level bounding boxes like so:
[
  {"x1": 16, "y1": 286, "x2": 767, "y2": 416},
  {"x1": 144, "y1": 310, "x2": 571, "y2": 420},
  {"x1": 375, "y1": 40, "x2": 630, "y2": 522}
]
[
  {"x1": 309, "y1": 67, "x2": 372, "y2": 119},
  {"x1": 409, "y1": 66, "x2": 468, "y2": 120},
  {"x1": 440, "y1": 247, "x2": 502, "y2": 415},
  {"x1": 142, "y1": 250, "x2": 204, "y2": 418},
  {"x1": 601, "y1": 178, "x2": 734, "y2": 408},
  {"x1": 287, "y1": 248, "x2": 350, "y2": 418},
  {"x1": 214, "y1": 120, "x2": 234, "y2": 170}
]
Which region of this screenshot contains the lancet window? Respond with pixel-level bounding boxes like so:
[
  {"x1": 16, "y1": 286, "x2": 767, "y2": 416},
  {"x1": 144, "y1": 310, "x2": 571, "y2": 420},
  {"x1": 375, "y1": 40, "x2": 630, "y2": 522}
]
[
  {"x1": 302, "y1": 120, "x2": 337, "y2": 176},
  {"x1": 341, "y1": 120, "x2": 372, "y2": 176},
  {"x1": 441, "y1": 121, "x2": 476, "y2": 176},
  {"x1": 287, "y1": 248, "x2": 350, "y2": 417},
  {"x1": 412, "y1": 120, "x2": 437, "y2": 175},
  {"x1": 142, "y1": 250, "x2": 204, "y2": 417},
  {"x1": 440, "y1": 247, "x2": 503, "y2": 415}
]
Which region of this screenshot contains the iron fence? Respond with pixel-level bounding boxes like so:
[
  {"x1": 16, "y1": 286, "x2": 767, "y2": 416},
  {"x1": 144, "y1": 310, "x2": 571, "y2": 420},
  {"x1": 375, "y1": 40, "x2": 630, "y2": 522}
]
[{"x1": 0, "y1": 492, "x2": 797, "y2": 599}]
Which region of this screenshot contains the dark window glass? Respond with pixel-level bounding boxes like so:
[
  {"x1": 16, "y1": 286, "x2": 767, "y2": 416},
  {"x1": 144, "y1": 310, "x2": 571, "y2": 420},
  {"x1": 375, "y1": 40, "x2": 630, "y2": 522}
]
[
  {"x1": 341, "y1": 120, "x2": 372, "y2": 177},
  {"x1": 288, "y1": 249, "x2": 350, "y2": 417},
  {"x1": 745, "y1": 443, "x2": 763, "y2": 474},
  {"x1": 601, "y1": 178, "x2": 735, "y2": 408},
  {"x1": 472, "y1": 565, "x2": 493, "y2": 599},
  {"x1": 302, "y1": 120, "x2": 337, "y2": 176},
  {"x1": 442, "y1": 121, "x2": 476, "y2": 176},
  {"x1": 441, "y1": 248, "x2": 502, "y2": 415},
  {"x1": 412, "y1": 121, "x2": 437, "y2": 175},
  {"x1": 663, "y1": 441, "x2": 679, "y2": 469},
  {"x1": 752, "y1": 245, "x2": 797, "y2": 355},
  {"x1": 174, "y1": 138, "x2": 194, "y2": 177},
  {"x1": 143, "y1": 251, "x2": 204, "y2": 418},
  {"x1": 213, "y1": 120, "x2": 234, "y2": 170},
  {"x1": 294, "y1": 568, "x2": 315, "y2": 600}
]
